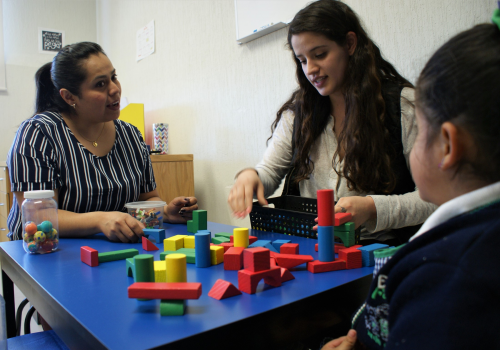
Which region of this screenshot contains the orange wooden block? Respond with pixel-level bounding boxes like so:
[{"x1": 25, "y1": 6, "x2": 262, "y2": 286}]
[
  {"x1": 224, "y1": 247, "x2": 245, "y2": 270},
  {"x1": 334, "y1": 213, "x2": 353, "y2": 226},
  {"x1": 274, "y1": 254, "x2": 314, "y2": 269},
  {"x1": 280, "y1": 267, "x2": 295, "y2": 282},
  {"x1": 208, "y1": 279, "x2": 242, "y2": 300},
  {"x1": 243, "y1": 247, "x2": 270, "y2": 272},
  {"x1": 238, "y1": 266, "x2": 281, "y2": 294},
  {"x1": 280, "y1": 243, "x2": 299, "y2": 254},
  {"x1": 128, "y1": 282, "x2": 202, "y2": 299},
  {"x1": 338, "y1": 248, "x2": 362, "y2": 269},
  {"x1": 307, "y1": 260, "x2": 346, "y2": 273},
  {"x1": 142, "y1": 236, "x2": 159, "y2": 251},
  {"x1": 81, "y1": 246, "x2": 98, "y2": 267}
]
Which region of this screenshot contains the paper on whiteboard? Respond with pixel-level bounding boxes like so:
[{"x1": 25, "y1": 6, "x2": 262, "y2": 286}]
[{"x1": 136, "y1": 20, "x2": 155, "y2": 62}]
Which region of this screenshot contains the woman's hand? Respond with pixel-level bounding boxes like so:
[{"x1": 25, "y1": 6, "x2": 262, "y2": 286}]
[
  {"x1": 321, "y1": 330, "x2": 357, "y2": 350},
  {"x1": 98, "y1": 211, "x2": 145, "y2": 243},
  {"x1": 165, "y1": 197, "x2": 198, "y2": 224},
  {"x1": 228, "y1": 169, "x2": 267, "y2": 218},
  {"x1": 313, "y1": 196, "x2": 376, "y2": 230}
]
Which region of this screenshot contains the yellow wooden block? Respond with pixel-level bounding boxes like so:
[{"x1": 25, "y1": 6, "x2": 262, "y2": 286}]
[
  {"x1": 119, "y1": 103, "x2": 145, "y2": 140},
  {"x1": 165, "y1": 254, "x2": 187, "y2": 283},
  {"x1": 154, "y1": 260, "x2": 167, "y2": 282},
  {"x1": 210, "y1": 245, "x2": 224, "y2": 265},
  {"x1": 164, "y1": 236, "x2": 184, "y2": 251},
  {"x1": 233, "y1": 228, "x2": 249, "y2": 248},
  {"x1": 184, "y1": 236, "x2": 195, "y2": 248}
]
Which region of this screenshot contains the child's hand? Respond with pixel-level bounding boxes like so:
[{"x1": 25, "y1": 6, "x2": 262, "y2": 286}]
[{"x1": 321, "y1": 329, "x2": 357, "y2": 349}]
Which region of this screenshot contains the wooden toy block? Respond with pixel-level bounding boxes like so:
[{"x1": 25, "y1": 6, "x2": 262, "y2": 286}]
[
  {"x1": 334, "y1": 213, "x2": 353, "y2": 226},
  {"x1": 142, "y1": 228, "x2": 165, "y2": 243},
  {"x1": 210, "y1": 245, "x2": 224, "y2": 265},
  {"x1": 133, "y1": 254, "x2": 155, "y2": 294},
  {"x1": 211, "y1": 236, "x2": 230, "y2": 244},
  {"x1": 274, "y1": 254, "x2": 314, "y2": 269},
  {"x1": 164, "y1": 236, "x2": 184, "y2": 251},
  {"x1": 280, "y1": 243, "x2": 299, "y2": 255},
  {"x1": 233, "y1": 228, "x2": 249, "y2": 248},
  {"x1": 317, "y1": 189, "x2": 334, "y2": 226},
  {"x1": 318, "y1": 225, "x2": 335, "y2": 262},
  {"x1": 243, "y1": 247, "x2": 270, "y2": 272},
  {"x1": 187, "y1": 220, "x2": 197, "y2": 234},
  {"x1": 98, "y1": 249, "x2": 139, "y2": 263},
  {"x1": 160, "y1": 300, "x2": 186, "y2": 316},
  {"x1": 166, "y1": 254, "x2": 187, "y2": 283},
  {"x1": 154, "y1": 260, "x2": 167, "y2": 282},
  {"x1": 128, "y1": 282, "x2": 202, "y2": 299},
  {"x1": 263, "y1": 242, "x2": 279, "y2": 253},
  {"x1": 208, "y1": 279, "x2": 241, "y2": 300},
  {"x1": 193, "y1": 210, "x2": 208, "y2": 230},
  {"x1": 335, "y1": 230, "x2": 356, "y2": 248},
  {"x1": 357, "y1": 243, "x2": 389, "y2": 267},
  {"x1": 270, "y1": 257, "x2": 277, "y2": 267},
  {"x1": 338, "y1": 248, "x2": 362, "y2": 269},
  {"x1": 248, "y1": 239, "x2": 271, "y2": 248},
  {"x1": 224, "y1": 247, "x2": 245, "y2": 270},
  {"x1": 238, "y1": 267, "x2": 281, "y2": 294},
  {"x1": 161, "y1": 248, "x2": 196, "y2": 264},
  {"x1": 336, "y1": 222, "x2": 355, "y2": 232},
  {"x1": 307, "y1": 260, "x2": 346, "y2": 273},
  {"x1": 183, "y1": 236, "x2": 195, "y2": 249},
  {"x1": 142, "y1": 236, "x2": 159, "y2": 251},
  {"x1": 220, "y1": 242, "x2": 234, "y2": 252},
  {"x1": 81, "y1": 246, "x2": 98, "y2": 267},
  {"x1": 334, "y1": 243, "x2": 345, "y2": 253},
  {"x1": 272, "y1": 239, "x2": 291, "y2": 251},
  {"x1": 315, "y1": 243, "x2": 318, "y2": 252},
  {"x1": 126, "y1": 258, "x2": 135, "y2": 278},
  {"x1": 195, "y1": 232, "x2": 211, "y2": 268},
  {"x1": 280, "y1": 268, "x2": 295, "y2": 282},
  {"x1": 215, "y1": 232, "x2": 232, "y2": 239},
  {"x1": 229, "y1": 235, "x2": 257, "y2": 244}
]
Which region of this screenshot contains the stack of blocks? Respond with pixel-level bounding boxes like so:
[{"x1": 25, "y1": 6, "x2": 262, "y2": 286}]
[{"x1": 238, "y1": 247, "x2": 282, "y2": 294}]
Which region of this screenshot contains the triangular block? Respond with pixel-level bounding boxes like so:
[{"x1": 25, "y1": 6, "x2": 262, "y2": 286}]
[
  {"x1": 142, "y1": 236, "x2": 159, "y2": 251},
  {"x1": 208, "y1": 279, "x2": 242, "y2": 300},
  {"x1": 274, "y1": 254, "x2": 314, "y2": 269},
  {"x1": 280, "y1": 268, "x2": 295, "y2": 282}
]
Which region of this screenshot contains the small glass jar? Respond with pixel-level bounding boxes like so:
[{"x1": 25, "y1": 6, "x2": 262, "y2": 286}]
[{"x1": 21, "y1": 190, "x2": 59, "y2": 254}]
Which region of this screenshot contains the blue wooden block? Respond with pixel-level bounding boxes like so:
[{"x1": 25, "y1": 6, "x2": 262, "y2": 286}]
[
  {"x1": 357, "y1": 244, "x2": 389, "y2": 267},
  {"x1": 271, "y1": 239, "x2": 291, "y2": 251},
  {"x1": 195, "y1": 232, "x2": 211, "y2": 268},
  {"x1": 263, "y1": 242, "x2": 278, "y2": 253},
  {"x1": 248, "y1": 240, "x2": 271, "y2": 248},
  {"x1": 317, "y1": 226, "x2": 335, "y2": 262},
  {"x1": 142, "y1": 228, "x2": 165, "y2": 243}
]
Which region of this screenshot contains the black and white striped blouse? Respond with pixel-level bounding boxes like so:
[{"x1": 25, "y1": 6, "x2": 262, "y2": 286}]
[{"x1": 7, "y1": 111, "x2": 156, "y2": 240}]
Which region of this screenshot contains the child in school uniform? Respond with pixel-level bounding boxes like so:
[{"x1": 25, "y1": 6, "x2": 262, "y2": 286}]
[{"x1": 321, "y1": 15, "x2": 500, "y2": 350}]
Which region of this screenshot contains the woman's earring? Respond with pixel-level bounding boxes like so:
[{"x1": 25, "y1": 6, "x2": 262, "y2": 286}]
[
  {"x1": 72, "y1": 104, "x2": 76, "y2": 109},
  {"x1": 438, "y1": 159, "x2": 444, "y2": 169}
]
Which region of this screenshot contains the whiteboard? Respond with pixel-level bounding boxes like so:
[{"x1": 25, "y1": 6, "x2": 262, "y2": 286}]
[{"x1": 234, "y1": 0, "x2": 313, "y2": 43}]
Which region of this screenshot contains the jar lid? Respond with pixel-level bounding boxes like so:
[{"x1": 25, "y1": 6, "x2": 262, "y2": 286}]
[
  {"x1": 24, "y1": 190, "x2": 55, "y2": 199},
  {"x1": 124, "y1": 201, "x2": 166, "y2": 209}
]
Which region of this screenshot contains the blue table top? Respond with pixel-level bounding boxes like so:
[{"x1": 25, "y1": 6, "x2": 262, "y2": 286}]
[{"x1": 0, "y1": 222, "x2": 373, "y2": 350}]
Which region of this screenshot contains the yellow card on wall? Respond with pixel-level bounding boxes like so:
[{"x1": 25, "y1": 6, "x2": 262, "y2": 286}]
[{"x1": 119, "y1": 103, "x2": 145, "y2": 140}]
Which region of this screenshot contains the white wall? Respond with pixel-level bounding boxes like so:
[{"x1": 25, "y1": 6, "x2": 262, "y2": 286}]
[{"x1": 0, "y1": 0, "x2": 97, "y2": 160}]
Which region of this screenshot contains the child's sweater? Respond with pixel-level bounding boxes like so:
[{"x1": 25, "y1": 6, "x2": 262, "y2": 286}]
[{"x1": 353, "y1": 185, "x2": 500, "y2": 349}]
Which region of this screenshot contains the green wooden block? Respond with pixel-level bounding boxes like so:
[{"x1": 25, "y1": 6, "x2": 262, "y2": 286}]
[
  {"x1": 193, "y1": 210, "x2": 207, "y2": 231},
  {"x1": 160, "y1": 299, "x2": 186, "y2": 316},
  {"x1": 161, "y1": 248, "x2": 196, "y2": 264},
  {"x1": 187, "y1": 220, "x2": 197, "y2": 234},
  {"x1": 98, "y1": 249, "x2": 139, "y2": 263},
  {"x1": 214, "y1": 232, "x2": 232, "y2": 239},
  {"x1": 211, "y1": 236, "x2": 230, "y2": 244},
  {"x1": 133, "y1": 254, "x2": 154, "y2": 282},
  {"x1": 126, "y1": 258, "x2": 135, "y2": 278},
  {"x1": 335, "y1": 222, "x2": 355, "y2": 232},
  {"x1": 335, "y1": 230, "x2": 355, "y2": 248}
]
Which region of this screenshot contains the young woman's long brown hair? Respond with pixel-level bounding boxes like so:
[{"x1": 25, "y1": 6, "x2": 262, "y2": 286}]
[{"x1": 272, "y1": 0, "x2": 412, "y2": 193}]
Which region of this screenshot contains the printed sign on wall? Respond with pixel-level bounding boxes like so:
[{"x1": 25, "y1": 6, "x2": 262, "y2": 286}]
[{"x1": 38, "y1": 28, "x2": 65, "y2": 54}]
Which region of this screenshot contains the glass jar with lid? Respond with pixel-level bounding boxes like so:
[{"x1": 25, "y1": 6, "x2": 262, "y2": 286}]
[{"x1": 21, "y1": 190, "x2": 59, "y2": 254}]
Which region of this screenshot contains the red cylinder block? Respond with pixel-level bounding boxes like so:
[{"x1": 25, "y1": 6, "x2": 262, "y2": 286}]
[{"x1": 317, "y1": 189, "x2": 334, "y2": 226}]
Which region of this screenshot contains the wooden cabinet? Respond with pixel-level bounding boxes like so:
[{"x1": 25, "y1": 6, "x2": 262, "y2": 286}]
[
  {"x1": 150, "y1": 154, "x2": 195, "y2": 203},
  {"x1": 0, "y1": 162, "x2": 12, "y2": 242}
]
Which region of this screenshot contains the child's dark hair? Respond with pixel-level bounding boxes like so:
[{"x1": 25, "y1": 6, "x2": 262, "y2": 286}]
[
  {"x1": 416, "y1": 23, "x2": 500, "y2": 183},
  {"x1": 34, "y1": 42, "x2": 106, "y2": 114}
]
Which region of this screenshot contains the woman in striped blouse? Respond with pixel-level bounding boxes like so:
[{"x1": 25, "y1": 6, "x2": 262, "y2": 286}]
[{"x1": 7, "y1": 42, "x2": 197, "y2": 242}]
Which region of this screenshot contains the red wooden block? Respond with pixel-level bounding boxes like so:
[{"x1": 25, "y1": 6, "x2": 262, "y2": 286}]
[
  {"x1": 128, "y1": 282, "x2": 202, "y2": 299},
  {"x1": 81, "y1": 246, "x2": 98, "y2": 267},
  {"x1": 238, "y1": 267, "x2": 281, "y2": 294},
  {"x1": 243, "y1": 247, "x2": 270, "y2": 272},
  {"x1": 208, "y1": 279, "x2": 242, "y2": 300},
  {"x1": 317, "y1": 189, "x2": 334, "y2": 226},
  {"x1": 280, "y1": 268, "x2": 295, "y2": 282},
  {"x1": 338, "y1": 248, "x2": 362, "y2": 269},
  {"x1": 249, "y1": 236, "x2": 258, "y2": 244},
  {"x1": 220, "y1": 242, "x2": 234, "y2": 252},
  {"x1": 280, "y1": 243, "x2": 299, "y2": 254},
  {"x1": 334, "y1": 213, "x2": 353, "y2": 226},
  {"x1": 307, "y1": 260, "x2": 346, "y2": 273},
  {"x1": 334, "y1": 243, "x2": 345, "y2": 253},
  {"x1": 142, "y1": 236, "x2": 159, "y2": 251},
  {"x1": 338, "y1": 245, "x2": 362, "y2": 252},
  {"x1": 315, "y1": 243, "x2": 318, "y2": 252},
  {"x1": 269, "y1": 251, "x2": 278, "y2": 258},
  {"x1": 224, "y1": 247, "x2": 245, "y2": 270},
  {"x1": 274, "y1": 254, "x2": 314, "y2": 269},
  {"x1": 270, "y1": 257, "x2": 277, "y2": 267}
]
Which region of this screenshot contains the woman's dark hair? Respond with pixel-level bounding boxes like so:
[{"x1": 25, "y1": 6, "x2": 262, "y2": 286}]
[
  {"x1": 416, "y1": 23, "x2": 500, "y2": 184},
  {"x1": 34, "y1": 42, "x2": 106, "y2": 114},
  {"x1": 271, "y1": 0, "x2": 412, "y2": 193}
]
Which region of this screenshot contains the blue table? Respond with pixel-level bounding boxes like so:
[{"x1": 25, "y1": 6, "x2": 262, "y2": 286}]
[{"x1": 0, "y1": 222, "x2": 373, "y2": 349}]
